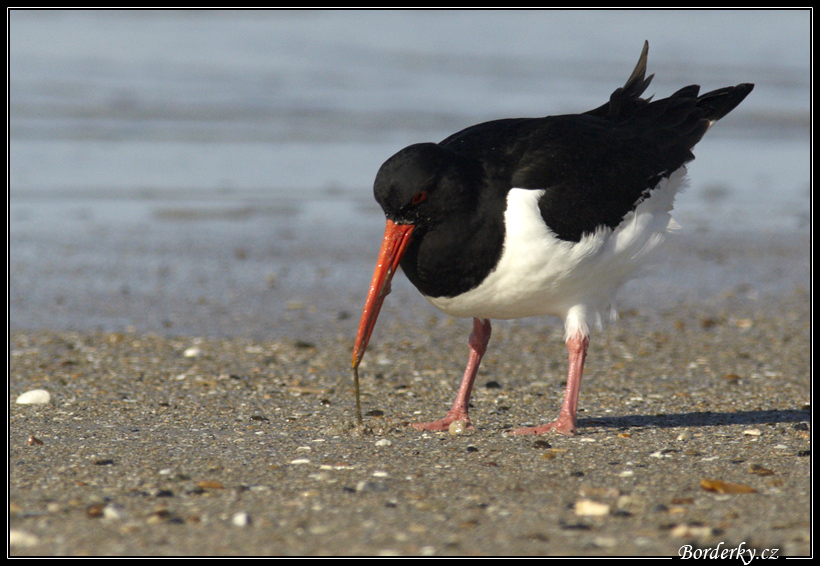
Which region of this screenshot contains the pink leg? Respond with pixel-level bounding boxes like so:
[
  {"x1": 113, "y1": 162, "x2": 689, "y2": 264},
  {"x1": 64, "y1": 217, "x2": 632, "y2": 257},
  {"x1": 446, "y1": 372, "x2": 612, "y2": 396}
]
[
  {"x1": 511, "y1": 334, "x2": 589, "y2": 436},
  {"x1": 412, "y1": 318, "x2": 491, "y2": 431}
]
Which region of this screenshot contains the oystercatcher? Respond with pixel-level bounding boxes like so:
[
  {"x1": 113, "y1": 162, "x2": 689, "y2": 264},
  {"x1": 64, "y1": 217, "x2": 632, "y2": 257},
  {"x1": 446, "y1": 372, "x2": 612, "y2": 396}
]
[{"x1": 351, "y1": 42, "x2": 753, "y2": 435}]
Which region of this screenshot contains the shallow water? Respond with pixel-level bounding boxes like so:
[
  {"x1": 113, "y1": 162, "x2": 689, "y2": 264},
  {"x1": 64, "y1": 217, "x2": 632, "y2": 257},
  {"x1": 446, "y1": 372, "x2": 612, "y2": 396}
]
[{"x1": 9, "y1": 10, "x2": 811, "y2": 337}]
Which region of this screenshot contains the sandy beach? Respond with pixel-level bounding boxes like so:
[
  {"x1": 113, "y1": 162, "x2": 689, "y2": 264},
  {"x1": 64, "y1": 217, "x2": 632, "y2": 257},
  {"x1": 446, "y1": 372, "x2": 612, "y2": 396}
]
[{"x1": 10, "y1": 228, "x2": 810, "y2": 556}]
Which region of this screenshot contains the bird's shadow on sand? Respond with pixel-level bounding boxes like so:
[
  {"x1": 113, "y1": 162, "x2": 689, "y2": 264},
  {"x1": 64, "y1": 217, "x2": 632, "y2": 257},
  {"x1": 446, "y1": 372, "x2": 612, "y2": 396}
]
[{"x1": 578, "y1": 408, "x2": 810, "y2": 431}]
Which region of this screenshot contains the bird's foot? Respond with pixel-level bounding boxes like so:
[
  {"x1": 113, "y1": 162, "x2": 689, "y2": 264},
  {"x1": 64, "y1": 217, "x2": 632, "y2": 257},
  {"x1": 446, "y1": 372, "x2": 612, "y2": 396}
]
[
  {"x1": 411, "y1": 410, "x2": 472, "y2": 432},
  {"x1": 510, "y1": 417, "x2": 576, "y2": 436}
]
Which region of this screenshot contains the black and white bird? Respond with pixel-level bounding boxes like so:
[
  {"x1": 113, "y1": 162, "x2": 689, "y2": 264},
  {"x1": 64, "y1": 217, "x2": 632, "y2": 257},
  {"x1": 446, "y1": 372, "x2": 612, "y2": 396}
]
[{"x1": 351, "y1": 42, "x2": 753, "y2": 435}]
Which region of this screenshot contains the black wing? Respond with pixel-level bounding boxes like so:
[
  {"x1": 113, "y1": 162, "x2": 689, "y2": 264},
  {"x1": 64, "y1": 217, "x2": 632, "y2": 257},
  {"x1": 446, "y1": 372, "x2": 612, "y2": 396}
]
[{"x1": 441, "y1": 42, "x2": 753, "y2": 242}]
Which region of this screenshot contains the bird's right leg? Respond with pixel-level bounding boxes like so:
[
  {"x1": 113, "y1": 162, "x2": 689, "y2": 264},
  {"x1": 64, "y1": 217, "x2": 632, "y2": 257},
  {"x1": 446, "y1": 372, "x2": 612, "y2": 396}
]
[{"x1": 412, "y1": 317, "x2": 491, "y2": 431}]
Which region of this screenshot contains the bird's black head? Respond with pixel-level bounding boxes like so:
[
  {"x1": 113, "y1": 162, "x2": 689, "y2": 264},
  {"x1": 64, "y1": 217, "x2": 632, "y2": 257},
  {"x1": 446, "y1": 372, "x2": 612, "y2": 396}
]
[{"x1": 373, "y1": 142, "x2": 482, "y2": 228}]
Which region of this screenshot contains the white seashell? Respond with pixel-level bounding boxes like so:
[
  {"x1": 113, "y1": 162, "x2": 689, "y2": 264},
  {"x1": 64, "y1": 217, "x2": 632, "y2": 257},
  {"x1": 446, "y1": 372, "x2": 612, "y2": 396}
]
[
  {"x1": 9, "y1": 529, "x2": 40, "y2": 548},
  {"x1": 231, "y1": 511, "x2": 251, "y2": 527},
  {"x1": 449, "y1": 420, "x2": 468, "y2": 436},
  {"x1": 15, "y1": 389, "x2": 51, "y2": 404},
  {"x1": 574, "y1": 499, "x2": 610, "y2": 516},
  {"x1": 183, "y1": 346, "x2": 203, "y2": 358}
]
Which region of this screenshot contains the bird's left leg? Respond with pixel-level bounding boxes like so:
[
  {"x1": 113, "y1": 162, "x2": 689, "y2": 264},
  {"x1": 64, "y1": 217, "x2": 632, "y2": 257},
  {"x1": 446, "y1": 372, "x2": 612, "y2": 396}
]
[
  {"x1": 412, "y1": 317, "x2": 491, "y2": 431},
  {"x1": 510, "y1": 333, "x2": 589, "y2": 436}
]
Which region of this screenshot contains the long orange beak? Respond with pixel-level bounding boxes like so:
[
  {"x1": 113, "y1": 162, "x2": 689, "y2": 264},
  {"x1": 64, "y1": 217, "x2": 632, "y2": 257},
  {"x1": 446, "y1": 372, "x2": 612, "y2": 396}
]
[{"x1": 352, "y1": 219, "x2": 416, "y2": 369}]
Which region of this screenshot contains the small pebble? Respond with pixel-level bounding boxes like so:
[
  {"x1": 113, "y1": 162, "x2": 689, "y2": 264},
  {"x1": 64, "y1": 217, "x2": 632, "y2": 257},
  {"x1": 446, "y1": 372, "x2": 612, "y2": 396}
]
[
  {"x1": 375, "y1": 439, "x2": 392, "y2": 447},
  {"x1": 9, "y1": 529, "x2": 39, "y2": 548},
  {"x1": 676, "y1": 431, "x2": 693, "y2": 441},
  {"x1": 356, "y1": 480, "x2": 387, "y2": 493},
  {"x1": 574, "y1": 499, "x2": 610, "y2": 516},
  {"x1": 146, "y1": 507, "x2": 172, "y2": 524},
  {"x1": 743, "y1": 428, "x2": 762, "y2": 436},
  {"x1": 670, "y1": 523, "x2": 715, "y2": 538},
  {"x1": 617, "y1": 495, "x2": 648, "y2": 514},
  {"x1": 27, "y1": 436, "x2": 44, "y2": 446},
  {"x1": 748, "y1": 464, "x2": 775, "y2": 476},
  {"x1": 183, "y1": 346, "x2": 203, "y2": 358},
  {"x1": 86, "y1": 503, "x2": 105, "y2": 518},
  {"x1": 103, "y1": 504, "x2": 125, "y2": 520},
  {"x1": 16, "y1": 389, "x2": 51, "y2": 404},
  {"x1": 735, "y1": 318, "x2": 754, "y2": 328},
  {"x1": 231, "y1": 511, "x2": 251, "y2": 527},
  {"x1": 699, "y1": 478, "x2": 756, "y2": 494},
  {"x1": 593, "y1": 536, "x2": 617, "y2": 548},
  {"x1": 449, "y1": 420, "x2": 468, "y2": 436},
  {"x1": 309, "y1": 524, "x2": 331, "y2": 535}
]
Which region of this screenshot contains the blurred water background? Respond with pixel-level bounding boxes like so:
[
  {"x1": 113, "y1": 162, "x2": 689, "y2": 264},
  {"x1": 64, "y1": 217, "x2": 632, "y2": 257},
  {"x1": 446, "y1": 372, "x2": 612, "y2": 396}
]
[{"x1": 9, "y1": 9, "x2": 810, "y2": 339}]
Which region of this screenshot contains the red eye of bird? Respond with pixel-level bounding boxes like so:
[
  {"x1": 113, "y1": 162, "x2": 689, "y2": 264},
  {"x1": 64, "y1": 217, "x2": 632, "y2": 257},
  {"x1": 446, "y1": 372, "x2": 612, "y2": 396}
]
[{"x1": 411, "y1": 190, "x2": 428, "y2": 205}]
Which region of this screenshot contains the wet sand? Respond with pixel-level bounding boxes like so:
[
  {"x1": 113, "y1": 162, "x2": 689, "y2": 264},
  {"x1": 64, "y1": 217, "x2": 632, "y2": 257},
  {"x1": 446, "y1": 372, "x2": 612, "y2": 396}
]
[{"x1": 9, "y1": 223, "x2": 811, "y2": 556}]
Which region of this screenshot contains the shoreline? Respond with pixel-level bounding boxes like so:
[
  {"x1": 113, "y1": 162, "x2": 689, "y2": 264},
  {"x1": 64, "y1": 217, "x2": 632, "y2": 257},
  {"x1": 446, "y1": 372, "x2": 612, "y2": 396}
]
[{"x1": 9, "y1": 216, "x2": 810, "y2": 340}]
